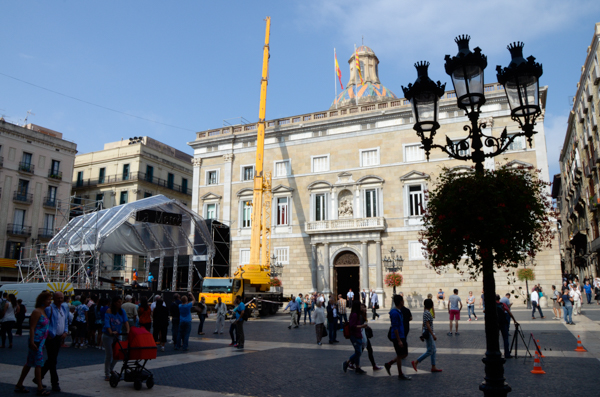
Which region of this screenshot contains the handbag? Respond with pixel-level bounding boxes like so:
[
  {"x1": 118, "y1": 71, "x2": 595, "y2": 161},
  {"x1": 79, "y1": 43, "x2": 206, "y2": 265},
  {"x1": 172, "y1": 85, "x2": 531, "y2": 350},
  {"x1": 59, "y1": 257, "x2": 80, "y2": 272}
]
[
  {"x1": 374, "y1": 303, "x2": 379, "y2": 310},
  {"x1": 321, "y1": 324, "x2": 327, "y2": 337},
  {"x1": 343, "y1": 322, "x2": 350, "y2": 339},
  {"x1": 365, "y1": 326, "x2": 373, "y2": 339}
]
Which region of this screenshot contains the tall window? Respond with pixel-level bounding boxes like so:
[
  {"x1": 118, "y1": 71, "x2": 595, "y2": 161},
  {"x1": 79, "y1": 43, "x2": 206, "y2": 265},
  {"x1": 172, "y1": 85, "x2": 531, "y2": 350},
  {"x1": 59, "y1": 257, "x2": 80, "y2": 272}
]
[
  {"x1": 5, "y1": 242, "x2": 23, "y2": 260},
  {"x1": 207, "y1": 171, "x2": 218, "y2": 185},
  {"x1": 277, "y1": 197, "x2": 289, "y2": 225},
  {"x1": 240, "y1": 249, "x2": 251, "y2": 266},
  {"x1": 242, "y1": 200, "x2": 252, "y2": 228},
  {"x1": 405, "y1": 144, "x2": 425, "y2": 162},
  {"x1": 47, "y1": 186, "x2": 57, "y2": 204},
  {"x1": 451, "y1": 140, "x2": 470, "y2": 157},
  {"x1": 95, "y1": 193, "x2": 104, "y2": 209},
  {"x1": 21, "y1": 152, "x2": 32, "y2": 165},
  {"x1": 361, "y1": 148, "x2": 379, "y2": 166},
  {"x1": 365, "y1": 189, "x2": 378, "y2": 217},
  {"x1": 242, "y1": 166, "x2": 254, "y2": 181},
  {"x1": 507, "y1": 134, "x2": 526, "y2": 151},
  {"x1": 275, "y1": 160, "x2": 290, "y2": 177},
  {"x1": 409, "y1": 241, "x2": 426, "y2": 260},
  {"x1": 17, "y1": 179, "x2": 29, "y2": 196},
  {"x1": 144, "y1": 192, "x2": 152, "y2": 198},
  {"x1": 409, "y1": 185, "x2": 424, "y2": 216},
  {"x1": 146, "y1": 165, "x2": 154, "y2": 181},
  {"x1": 120, "y1": 191, "x2": 128, "y2": 205},
  {"x1": 182, "y1": 178, "x2": 188, "y2": 194},
  {"x1": 113, "y1": 254, "x2": 124, "y2": 271},
  {"x1": 315, "y1": 194, "x2": 326, "y2": 221},
  {"x1": 312, "y1": 156, "x2": 329, "y2": 172},
  {"x1": 167, "y1": 173, "x2": 174, "y2": 189},
  {"x1": 122, "y1": 164, "x2": 130, "y2": 181},
  {"x1": 98, "y1": 167, "x2": 105, "y2": 184},
  {"x1": 273, "y1": 247, "x2": 289, "y2": 264},
  {"x1": 50, "y1": 160, "x2": 60, "y2": 175},
  {"x1": 206, "y1": 203, "x2": 216, "y2": 220},
  {"x1": 13, "y1": 209, "x2": 26, "y2": 227},
  {"x1": 43, "y1": 214, "x2": 55, "y2": 235},
  {"x1": 76, "y1": 171, "x2": 84, "y2": 186}
]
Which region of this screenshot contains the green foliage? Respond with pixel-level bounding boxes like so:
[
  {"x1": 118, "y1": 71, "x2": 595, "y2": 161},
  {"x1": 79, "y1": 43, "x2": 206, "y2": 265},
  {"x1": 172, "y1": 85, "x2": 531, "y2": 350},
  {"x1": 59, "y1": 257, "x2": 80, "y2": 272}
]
[
  {"x1": 420, "y1": 164, "x2": 553, "y2": 277},
  {"x1": 516, "y1": 268, "x2": 535, "y2": 281}
]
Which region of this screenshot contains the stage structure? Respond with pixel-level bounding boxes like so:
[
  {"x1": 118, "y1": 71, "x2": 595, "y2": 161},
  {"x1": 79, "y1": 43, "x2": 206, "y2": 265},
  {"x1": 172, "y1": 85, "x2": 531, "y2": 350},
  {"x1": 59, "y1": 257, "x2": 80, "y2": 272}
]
[{"x1": 19, "y1": 195, "x2": 215, "y2": 290}]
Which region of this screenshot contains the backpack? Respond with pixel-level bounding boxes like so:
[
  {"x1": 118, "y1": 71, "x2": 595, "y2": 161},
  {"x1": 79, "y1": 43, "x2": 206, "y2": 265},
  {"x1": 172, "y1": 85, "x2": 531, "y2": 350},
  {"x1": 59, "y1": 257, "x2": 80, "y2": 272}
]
[
  {"x1": 242, "y1": 304, "x2": 251, "y2": 321},
  {"x1": 496, "y1": 303, "x2": 508, "y2": 326}
]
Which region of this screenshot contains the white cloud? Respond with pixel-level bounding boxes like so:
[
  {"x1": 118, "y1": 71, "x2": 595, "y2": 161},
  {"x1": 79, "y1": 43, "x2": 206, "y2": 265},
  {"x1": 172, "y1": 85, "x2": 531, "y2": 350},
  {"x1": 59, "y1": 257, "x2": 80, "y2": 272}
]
[{"x1": 18, "y1": 53, "x2": 35, "y2": 60}]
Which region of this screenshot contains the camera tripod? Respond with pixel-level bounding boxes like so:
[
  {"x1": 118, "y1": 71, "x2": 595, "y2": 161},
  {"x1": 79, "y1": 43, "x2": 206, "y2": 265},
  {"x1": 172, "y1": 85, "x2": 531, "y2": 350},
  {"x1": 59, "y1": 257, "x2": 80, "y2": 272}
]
[{"x1": 509, "y1": 322, "x2": 532, "y2": 359}]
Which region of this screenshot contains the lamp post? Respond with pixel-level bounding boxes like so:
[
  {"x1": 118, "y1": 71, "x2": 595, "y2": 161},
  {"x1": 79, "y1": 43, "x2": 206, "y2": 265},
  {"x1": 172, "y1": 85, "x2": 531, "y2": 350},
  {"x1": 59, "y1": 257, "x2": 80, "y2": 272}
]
[
  {"x1": 383, "y1": 247, "x2": 404, "y2": 299},
  {"x1": 402, "y1": 36, "x2": 543, "y2": 397},
  {"x1": 269, "y1": 253, "x2": 284, "y2": 279}
]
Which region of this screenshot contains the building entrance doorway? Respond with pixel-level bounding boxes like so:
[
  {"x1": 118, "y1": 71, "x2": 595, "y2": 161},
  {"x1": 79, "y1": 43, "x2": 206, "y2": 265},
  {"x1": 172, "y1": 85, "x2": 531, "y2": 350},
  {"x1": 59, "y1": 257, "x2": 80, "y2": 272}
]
[{"x1": 334, "y1": 251, "x2": 360, "y2": 301}]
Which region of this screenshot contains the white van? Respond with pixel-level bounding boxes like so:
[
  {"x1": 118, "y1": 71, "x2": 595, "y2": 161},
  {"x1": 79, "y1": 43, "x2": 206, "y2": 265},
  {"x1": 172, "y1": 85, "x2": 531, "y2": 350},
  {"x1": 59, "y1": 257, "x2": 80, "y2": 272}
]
[{"x1": 0, "y1": 282, "x2": 74, "y2": 318}]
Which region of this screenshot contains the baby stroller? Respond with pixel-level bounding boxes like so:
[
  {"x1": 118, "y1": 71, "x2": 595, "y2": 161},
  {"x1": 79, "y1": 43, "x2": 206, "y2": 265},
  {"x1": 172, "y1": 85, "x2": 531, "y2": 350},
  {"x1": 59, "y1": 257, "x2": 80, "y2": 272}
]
[{"x1": 110, "y1": 326, "x2": 158, "y2": 390}]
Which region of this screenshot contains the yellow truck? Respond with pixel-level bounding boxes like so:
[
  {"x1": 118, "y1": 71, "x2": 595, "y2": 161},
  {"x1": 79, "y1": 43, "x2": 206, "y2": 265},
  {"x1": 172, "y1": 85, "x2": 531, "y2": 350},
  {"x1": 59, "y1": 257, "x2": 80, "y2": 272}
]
[{"x1": 199, "y1": 264, "x2": 282, "y2": 316}]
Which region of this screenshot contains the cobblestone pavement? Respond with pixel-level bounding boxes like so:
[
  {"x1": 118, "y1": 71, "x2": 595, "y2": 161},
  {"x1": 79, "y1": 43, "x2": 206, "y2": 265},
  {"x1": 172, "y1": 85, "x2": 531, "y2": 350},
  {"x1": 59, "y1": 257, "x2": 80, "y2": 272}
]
[{"x1": 1, "y1": 306, "x2": 599, "y2": 396}]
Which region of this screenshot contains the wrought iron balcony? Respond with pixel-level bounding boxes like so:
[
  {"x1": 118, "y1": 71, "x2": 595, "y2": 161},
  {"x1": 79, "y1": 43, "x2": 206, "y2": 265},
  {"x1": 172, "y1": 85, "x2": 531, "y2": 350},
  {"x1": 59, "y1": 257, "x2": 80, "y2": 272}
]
[
  {"x1": 305, "y1": 217, "x2": 386, "y2": 234},
  {"x1": 43, "y1": 196, "x2": 59, "y2": 208},
  {"x1": 7, "y1": 224, "x2": 32, "y2": 237},
  {"x1": 38, "y1": 228, "x2": 54, "y2": 240},
  {"x1": 48, "y1": 170, "x2": 63, "y2": 180},
  {"x1": 18, "y1": 162, "x2": 34, "y2": 174},
  {"x1": 13, "y1": 191, "x2": 33, "y2": 204},
  {"x1": 73, "y1": 171, "x2": 192, "y2": 195}
]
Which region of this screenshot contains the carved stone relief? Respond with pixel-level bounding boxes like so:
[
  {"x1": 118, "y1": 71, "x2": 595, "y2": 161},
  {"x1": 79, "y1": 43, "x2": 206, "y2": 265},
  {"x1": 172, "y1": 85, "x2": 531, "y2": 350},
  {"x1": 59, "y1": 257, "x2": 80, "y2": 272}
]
[{"x1": 337, "y1": 189, "x2": 354, "y2": 218}]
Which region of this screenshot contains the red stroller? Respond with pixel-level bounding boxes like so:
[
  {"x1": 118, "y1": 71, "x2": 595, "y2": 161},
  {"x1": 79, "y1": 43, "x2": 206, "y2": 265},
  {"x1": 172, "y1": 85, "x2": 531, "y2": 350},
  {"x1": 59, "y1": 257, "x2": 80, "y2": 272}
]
[{"x1": 110, "y1": 326, "x2": 157, "y2": 390}]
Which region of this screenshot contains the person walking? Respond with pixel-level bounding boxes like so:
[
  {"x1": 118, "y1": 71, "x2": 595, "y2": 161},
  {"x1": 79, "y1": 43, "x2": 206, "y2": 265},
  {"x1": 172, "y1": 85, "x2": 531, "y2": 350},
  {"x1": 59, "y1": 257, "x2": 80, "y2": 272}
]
[
  {"x1": 558, "y1": 289, "x2": 574, "y2": 325},
  {"x1": 233, "y1": 296, "x2": 245, "y2": 349},
  {"x1": 14, "y1": 291, "x2": 52, "y2": 395},
  {"x1": 1, "y1": 293, "x2": 19, "y2": 348},
  {"x1": 384, "y1": 295, "x2": 411, "y2": 380},
  {"x1": 101, "y1": 296, "x2": 130, "y2": 381},
  {"x1": 342, "y1": 300, "x2": 367, "y2": 374},
  {"x1": 361, "y1": 289, "x2": 367, "y2": 305},
  {"x1": 360, "y1": 303, "x2": 382, "y2": 371},
  {"x1": 551, "y1": 285, "x2": 562, "y2": 320},
  {"x1": 283, "y1": 296, "x2": 299, "y2": 329},
  {"x1": 467, "y1": 291, "x2": 478, "y2": 321},
  {"x1": 176, "y1": 293, "x2": 194, "y2": 351},
  {"x1": 196, "y1": 297, "x2": 207, "y2": 335},
  {"x1": 572, "y1": 286, "x2": 582, "y2": 316},
  {"x1": 39, "y1": 292, "x2": 69, "y2": 392},
  {"x1": 303, "y1": 294, "x2": 312, "y2": 325},
  {"x1": 122, "y1": 295, "x2": 138, "y2": 330},
  {"x1": 229, "y1": 308, "x2": 238, "y2": 347},
  {"x1": 73, "y1": 297, "x2": 89, "y2": 349},
  {"x1": 347, "y1": 289, "x2": 354, "y2": 309},
  {"x1": 169, "y1": 293, "x2": 181, "y2": 344},
  {"x1": 15, "y1": 299, "x2": 26, "y2": 336},
  {"x1": 370, "y1": 290, "x2": 380, "y2": 320},
  {"x1": 448, "y1": 289, "x2": 462, "y2": 336},
  {"x1": 138, "y1": 296, "x2": 152, "y2": 332},
  {"x1": 531, "y1": 287, "x2": 545, "y2": 319},
  {"x1": 412, "y1": 299, "x2": 442, "y2": 373},
  {"x1": 153, "y1": 297, "x2": 169, "y2": 352},
  {"x1": 326, "y1": 297, "x2": 339, "y2": 344},
  {"x1": 313, "y1": 300, "x2": 326, "y2": 345},
  {"x1": 337, "y1": 294, "x2": 348, "y2": 324},
  {"x1": 584, "y1": 281, "x2": 593, "y2": 304},
  {"x1": 214, "y1": 297, "x2": 227, "y2": 334}
]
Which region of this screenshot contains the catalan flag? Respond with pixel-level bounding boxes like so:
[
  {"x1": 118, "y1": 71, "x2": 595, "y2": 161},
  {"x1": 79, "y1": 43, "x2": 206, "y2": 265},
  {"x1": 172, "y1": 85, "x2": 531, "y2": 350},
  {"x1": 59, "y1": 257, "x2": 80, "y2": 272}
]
[
  {"x1": 335, "y1": 50, "x2": 344, "y2": 90},
  {"x1": 355, "y1": 48, "x2": 364, "y2": 85}
]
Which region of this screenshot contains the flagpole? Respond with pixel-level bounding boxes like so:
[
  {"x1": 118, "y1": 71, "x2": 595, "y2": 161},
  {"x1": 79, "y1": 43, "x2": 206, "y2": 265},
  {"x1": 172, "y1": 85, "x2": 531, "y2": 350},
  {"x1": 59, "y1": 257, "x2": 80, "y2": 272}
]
[
  {"x1": 334, "y1": 48, "x2": 338, "y2": 110},
  {"x1": 354, "y1": 44, "x2": 358, "y2": 106}
]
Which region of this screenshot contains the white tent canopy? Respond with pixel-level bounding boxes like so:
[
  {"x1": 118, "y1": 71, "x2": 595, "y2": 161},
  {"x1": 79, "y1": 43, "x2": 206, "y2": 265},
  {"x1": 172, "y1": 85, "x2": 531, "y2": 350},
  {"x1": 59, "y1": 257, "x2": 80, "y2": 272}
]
[{"x1": 48, "y1": 195, "x2": 214, "y2": 261}]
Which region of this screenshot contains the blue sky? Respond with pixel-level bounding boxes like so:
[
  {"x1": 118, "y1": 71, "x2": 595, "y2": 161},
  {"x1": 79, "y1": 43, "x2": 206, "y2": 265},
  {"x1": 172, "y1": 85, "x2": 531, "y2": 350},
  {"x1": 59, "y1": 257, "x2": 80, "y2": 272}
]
[{"x1": 1, "y1": 1, "x2": 599, "y2": 179}]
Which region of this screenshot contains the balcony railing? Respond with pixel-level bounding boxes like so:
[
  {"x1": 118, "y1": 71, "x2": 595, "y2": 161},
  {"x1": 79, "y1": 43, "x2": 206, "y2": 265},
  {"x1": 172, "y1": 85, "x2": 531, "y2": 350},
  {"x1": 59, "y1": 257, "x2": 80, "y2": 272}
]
[
  {"x1": 48, "y1": 170, "x2": 63, "y2": 180},
  {"x1": 18, "y1": 162, "x2": 34, "y2": 174},
  {"x1": 43, "y1": 196, "x2": 59, "y2": 208},
  {"x1": 13, "y1": 191, "x2": 33, "y2": 204},
  {"x1": 38, "y1": 228, "x2": 54, "y2": 240},
  {"x1": 305, "y1": 217, "x2": 386, "y2": 234},
  {"x1": 7, "y1": 224, "x2": 32, "y2": 237},
  {"x1": 73, "y1": 171, "x2": 192, "y2": 195}
]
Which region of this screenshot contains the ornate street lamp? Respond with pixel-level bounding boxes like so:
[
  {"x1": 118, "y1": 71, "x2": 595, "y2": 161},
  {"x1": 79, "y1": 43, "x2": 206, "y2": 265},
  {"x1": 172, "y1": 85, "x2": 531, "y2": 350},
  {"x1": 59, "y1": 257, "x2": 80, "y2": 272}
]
[
  {"x1": 383, "y1": 247, "x2": 404, "y2": 296},
  {"x1": 403, "y1": 36, "x2": 543, "y2": 397},
  {"x1": 269, "y1": 253, "x2": 284, "y2": 279}
]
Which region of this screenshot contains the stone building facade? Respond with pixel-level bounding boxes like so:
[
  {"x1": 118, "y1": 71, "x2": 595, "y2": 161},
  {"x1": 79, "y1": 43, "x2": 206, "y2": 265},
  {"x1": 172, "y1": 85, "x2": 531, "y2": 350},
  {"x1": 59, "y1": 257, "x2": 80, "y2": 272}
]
[
  {"x1": 189, "y1": 46, "x2": 561, "y2": 307},
  {"x1": 0, "y1": 121, "x2": 77, "y2": 281},
  {"x1": 72, "y1": 136, "x2": 192, "y2": 283},
  {"x1": 556, "y1": 22, "x2": 600, "y2": 280}
]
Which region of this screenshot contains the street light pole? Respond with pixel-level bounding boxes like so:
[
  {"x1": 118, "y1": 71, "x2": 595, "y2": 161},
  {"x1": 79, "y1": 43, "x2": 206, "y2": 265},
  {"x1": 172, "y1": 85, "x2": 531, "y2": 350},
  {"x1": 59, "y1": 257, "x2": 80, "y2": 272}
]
[
  {"x1": 402, "y1": 36, "x2": 543, "y2": 397},
  {"x1": 383, "y1": 247, "x2": 404, "y2": 305}
]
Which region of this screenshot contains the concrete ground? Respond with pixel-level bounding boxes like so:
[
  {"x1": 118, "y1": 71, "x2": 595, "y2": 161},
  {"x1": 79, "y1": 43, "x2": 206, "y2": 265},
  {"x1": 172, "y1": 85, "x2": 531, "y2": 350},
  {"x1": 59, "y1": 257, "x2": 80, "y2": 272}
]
[{"x1": 1, "y1": 303, "x2": 599, "y2": 396}]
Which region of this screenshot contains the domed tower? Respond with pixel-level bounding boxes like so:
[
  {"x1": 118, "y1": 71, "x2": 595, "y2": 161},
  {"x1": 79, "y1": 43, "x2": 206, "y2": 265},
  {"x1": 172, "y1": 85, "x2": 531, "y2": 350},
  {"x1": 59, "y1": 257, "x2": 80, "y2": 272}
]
[{"x1": 331, "y1": 45, "x2": 397, "y2": 109}]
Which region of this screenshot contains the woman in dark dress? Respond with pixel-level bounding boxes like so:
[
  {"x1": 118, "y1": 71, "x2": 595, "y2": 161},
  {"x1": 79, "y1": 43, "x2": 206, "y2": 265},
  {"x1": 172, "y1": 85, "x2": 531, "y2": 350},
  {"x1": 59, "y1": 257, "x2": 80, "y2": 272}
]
[{"x1": 152, "y1": 297, "x2": 169, "y2": 352}]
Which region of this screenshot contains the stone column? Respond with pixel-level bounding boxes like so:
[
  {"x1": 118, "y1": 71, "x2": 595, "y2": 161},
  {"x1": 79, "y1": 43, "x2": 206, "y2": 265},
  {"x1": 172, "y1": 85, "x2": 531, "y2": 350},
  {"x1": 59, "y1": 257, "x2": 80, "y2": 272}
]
[
  {"x1": 191, "y1": 158, "x2": 202, "y2": 214},
  {"x1": 310, "y1": 244, "x2": 318, "y2": 293},
  {"x1": 222, "y1": 153, "x2": 234, "y2": 222},
  {"x1": 331, "y1": 188, "x2": 338, "y2": 220},
  {"x1": 354, "y1": 187, "x2": 361, "y2": 219},
  {"x1": 323, "y1": 242, "x2": 331, "y2": 294},
  {"x1": 361, "y1": 241, "x2": 369, "y2": 292},
  {"x1": 375, "y1": 240, "x2": 383, "y2": 294}
]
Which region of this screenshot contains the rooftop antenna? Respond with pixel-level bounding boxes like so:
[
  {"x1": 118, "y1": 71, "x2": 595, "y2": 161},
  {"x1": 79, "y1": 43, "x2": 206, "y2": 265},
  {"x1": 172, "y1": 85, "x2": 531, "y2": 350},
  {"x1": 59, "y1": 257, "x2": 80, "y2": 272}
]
[{"x1": 23, "y1": 110, "x2": 35, "y2": 125}]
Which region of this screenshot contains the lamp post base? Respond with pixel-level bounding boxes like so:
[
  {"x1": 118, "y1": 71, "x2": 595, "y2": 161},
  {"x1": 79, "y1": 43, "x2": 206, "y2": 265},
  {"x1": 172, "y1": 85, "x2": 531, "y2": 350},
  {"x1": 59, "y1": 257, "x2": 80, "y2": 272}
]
[{"x1": 479, "y1": 352, "x2": 512, "y2": 396}]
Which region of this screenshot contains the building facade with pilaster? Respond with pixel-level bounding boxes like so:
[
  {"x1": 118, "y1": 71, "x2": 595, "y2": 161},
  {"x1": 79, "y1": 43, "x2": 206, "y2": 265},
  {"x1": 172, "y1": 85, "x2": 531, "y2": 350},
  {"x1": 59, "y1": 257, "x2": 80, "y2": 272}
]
[{"x1": 190, "y1": 46, "x2": 561, "y2": 306}]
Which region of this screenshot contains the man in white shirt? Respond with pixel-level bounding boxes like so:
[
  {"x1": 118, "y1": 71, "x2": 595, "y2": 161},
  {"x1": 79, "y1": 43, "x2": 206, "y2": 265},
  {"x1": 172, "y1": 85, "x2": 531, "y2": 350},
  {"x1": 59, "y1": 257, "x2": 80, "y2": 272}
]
[
  {"x1": 213, "y1": 297, "x2": 227, "y2": 334},
  {"x1": 347, "y1": 289, "x2": 354, "y2": 308},
  {"x1": 531, "y1": 287, "x2": 545, "y2": 319},
  {"x1": 570, "y1": 287, "x2": 582, "y2": 315},
  {"x1": 150, "y1": 295, "x2": 166, "y2": 311},
  {"x1": 370, "y1": 289, "x2": 380, "y2": 320}
]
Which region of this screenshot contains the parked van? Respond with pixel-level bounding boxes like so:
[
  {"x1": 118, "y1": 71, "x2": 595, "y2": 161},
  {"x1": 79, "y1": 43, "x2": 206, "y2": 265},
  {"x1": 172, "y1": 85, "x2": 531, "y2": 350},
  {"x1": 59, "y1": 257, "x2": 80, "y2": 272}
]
[{"x1": 0, "y1": 282, "x2": 74, "y2": 318}]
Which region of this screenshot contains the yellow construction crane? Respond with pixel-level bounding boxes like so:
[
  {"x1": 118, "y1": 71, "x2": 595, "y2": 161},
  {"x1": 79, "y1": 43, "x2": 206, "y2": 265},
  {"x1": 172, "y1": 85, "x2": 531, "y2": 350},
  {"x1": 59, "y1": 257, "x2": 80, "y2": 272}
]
[{"x1": 199, "y1": 17, "x2": 282, "y2": 316}]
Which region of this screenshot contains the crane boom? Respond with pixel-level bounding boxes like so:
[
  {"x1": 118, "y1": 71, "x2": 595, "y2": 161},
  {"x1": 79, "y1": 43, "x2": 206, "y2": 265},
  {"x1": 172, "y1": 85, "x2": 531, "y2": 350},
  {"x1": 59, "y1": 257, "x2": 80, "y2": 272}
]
[{"x1": 249, "y1": 17, "x2": 271, "y2": 267}]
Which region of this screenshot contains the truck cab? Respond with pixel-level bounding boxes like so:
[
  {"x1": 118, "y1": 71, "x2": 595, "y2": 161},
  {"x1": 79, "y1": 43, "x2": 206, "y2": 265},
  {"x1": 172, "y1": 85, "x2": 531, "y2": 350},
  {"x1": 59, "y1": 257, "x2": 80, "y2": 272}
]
[{"x1": 199, "y1": 277, "x2": 242, "y2": 309}]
